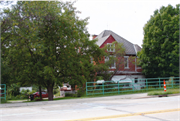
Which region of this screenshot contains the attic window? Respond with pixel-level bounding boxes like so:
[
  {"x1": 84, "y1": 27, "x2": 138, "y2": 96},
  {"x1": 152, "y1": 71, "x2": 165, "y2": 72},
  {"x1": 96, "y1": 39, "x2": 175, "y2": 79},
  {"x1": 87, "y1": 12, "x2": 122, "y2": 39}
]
[{"x1": 107, "y1": 43, "x2": 115, "y2": 52}]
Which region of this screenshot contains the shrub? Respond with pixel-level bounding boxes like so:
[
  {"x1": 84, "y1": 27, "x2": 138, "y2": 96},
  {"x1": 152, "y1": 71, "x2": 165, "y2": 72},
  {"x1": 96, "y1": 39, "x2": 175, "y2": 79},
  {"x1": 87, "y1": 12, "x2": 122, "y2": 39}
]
[
  {"x1": 7, "y1": 83, "x2": 20, "y2": 96},
  {"x1": 53, "y1": 88, "x2": 60, "y2": 95},
  {"x1": 65, "y1": 93, "x2": 77, "y2": 97},
  {"x1": 77, "y1": 88, "x2": 85, "y2": 97},
  {"x1": 1, "y1": 98, "x2": 7, "y2": 103}
]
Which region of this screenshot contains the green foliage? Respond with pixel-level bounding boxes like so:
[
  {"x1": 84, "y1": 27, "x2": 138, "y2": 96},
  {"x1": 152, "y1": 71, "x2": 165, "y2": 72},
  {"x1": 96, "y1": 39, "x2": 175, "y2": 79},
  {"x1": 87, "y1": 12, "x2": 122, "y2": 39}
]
[
  {"x1": 7, "y1": 88, "x2": 36, "y2": 100},
  {"x1": 96, "y1": 41, "x2": 135, "y2": 81},
  {"x1": 65, "y1": 93, "x2": 77, "y2": 97},
  {"x1": 138, "y1": 4, "x2": 179, "y2": 78},
  {"x1": 1, "y1": 1, "x2": 104, "y2": 100},
  {"x1": 1, "y1": 58, "x2": 12, "y2": 86},
  {"x1": 96, "y1": 76, "x2": 103, "y2": 80},
  {"x1": 53, "y1": 88, "x2": 60, "y2": 95},
  {"x1": 1, "y1": 98, "x2": 7, "y2": 104},
  {"x1": 65, "y1": 88, "x2": 85, "y2": 97},
  {"x1": 77, "y1": 88, "x2": 85, "y2": 97},
  {"x1": 7, "y1": 83, "x2": 20, "y2": 96}
]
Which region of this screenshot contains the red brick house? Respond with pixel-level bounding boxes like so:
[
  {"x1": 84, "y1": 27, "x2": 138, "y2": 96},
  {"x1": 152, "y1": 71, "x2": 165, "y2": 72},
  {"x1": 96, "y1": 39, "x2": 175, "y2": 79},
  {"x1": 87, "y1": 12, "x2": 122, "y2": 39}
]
[{"x1": 93, "y1": 30, "x2": 145, "y2": 88}]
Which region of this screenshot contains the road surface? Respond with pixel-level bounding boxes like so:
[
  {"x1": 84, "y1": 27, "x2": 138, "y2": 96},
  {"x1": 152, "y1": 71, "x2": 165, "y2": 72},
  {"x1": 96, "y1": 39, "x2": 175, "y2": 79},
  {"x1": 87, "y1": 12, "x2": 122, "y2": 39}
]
[{"x1": 0, "y1": 94, "x2": 179, "y2": 121}]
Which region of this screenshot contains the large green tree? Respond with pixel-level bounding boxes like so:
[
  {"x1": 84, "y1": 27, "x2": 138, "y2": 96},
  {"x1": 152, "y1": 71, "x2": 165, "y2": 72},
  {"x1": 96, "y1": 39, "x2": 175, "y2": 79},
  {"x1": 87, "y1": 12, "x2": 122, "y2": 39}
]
[
  {"x1": 1, "y1": 1, "x2": 103, "y2": 100},
  {"x1": 138, "y1": 4, "x2": 179, "y2": 78}
]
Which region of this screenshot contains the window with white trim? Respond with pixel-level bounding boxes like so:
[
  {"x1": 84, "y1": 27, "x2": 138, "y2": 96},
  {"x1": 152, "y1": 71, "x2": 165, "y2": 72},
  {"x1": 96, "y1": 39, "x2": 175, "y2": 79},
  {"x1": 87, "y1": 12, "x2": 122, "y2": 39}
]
[
  {"x1": 107, "y1": 43, "x2": 115, "y2": 52},
  {"x1": 110, "y1": 59, "x2": 116, "y2": 69},
  {"x1": 124, "y1": 56, "x2": 129, "y2": 68},
  {"x1": 105, "y1": 56, "x2": 116, "y2": 69}
]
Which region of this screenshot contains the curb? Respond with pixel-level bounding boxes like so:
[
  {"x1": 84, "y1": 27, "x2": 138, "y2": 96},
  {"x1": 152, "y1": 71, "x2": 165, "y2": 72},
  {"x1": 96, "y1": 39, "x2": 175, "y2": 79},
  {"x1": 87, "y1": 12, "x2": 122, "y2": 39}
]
[
  {"x1": 1, "y1": 93, "x2": 179, "y2": 108},
  {"x1": 146, "y1": 93, "x2": 180, "y2": 98}
]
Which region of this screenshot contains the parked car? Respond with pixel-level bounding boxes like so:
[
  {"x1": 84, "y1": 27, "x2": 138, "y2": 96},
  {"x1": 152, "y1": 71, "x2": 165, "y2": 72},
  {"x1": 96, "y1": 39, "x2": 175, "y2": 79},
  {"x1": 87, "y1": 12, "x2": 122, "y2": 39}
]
[{"x1": 33, "y1": 92, "x2": 48, "y2": 98}]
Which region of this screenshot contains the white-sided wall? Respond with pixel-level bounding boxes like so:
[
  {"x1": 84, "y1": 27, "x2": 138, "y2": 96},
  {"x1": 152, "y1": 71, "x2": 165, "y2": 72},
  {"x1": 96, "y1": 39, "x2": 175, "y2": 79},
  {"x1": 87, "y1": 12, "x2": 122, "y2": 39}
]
[
  {"x1": 19, "y1": 87, "x2": 32, "y2": 92},
  {"x1": 111, "y1": 75, "x2": 146, "y2": 90}
]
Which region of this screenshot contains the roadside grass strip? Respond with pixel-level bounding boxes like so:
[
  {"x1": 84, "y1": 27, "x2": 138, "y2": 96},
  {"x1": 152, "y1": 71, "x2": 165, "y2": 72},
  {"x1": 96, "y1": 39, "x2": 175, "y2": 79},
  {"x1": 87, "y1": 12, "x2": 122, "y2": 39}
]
[
  {"x1": 67, "y1": 108, "x2": 180, "y2": 121},
  {"x1": 148, "y1": 89, "x2": 180, "y2": 96}
]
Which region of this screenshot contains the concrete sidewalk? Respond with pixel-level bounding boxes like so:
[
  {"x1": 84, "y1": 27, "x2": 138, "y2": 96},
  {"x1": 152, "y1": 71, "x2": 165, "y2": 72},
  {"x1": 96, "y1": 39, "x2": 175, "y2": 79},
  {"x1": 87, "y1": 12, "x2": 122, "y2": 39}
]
[{"x1": 1, "y1": 93, "x2": 179, "y2": 108}]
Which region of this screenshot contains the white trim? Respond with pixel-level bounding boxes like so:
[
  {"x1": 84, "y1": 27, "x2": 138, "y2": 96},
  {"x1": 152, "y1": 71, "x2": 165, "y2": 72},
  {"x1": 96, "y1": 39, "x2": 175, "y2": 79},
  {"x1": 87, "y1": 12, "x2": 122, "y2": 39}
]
[
  {"x1": 135, "y1": 57, "x2": 137, "y2": 72},
  {"x1": 133, "y1": 44, "x2": 137, "y2": 55},
  {"x1": 105, "y1": 56, "x2": 116, "y2": 69},
  {"x1": 124, "y1": 56, "x2": 129, "y2": 69},
  {"x1": 107, "y1": 43, "x2": 115, "y2": 52},
  {"x1": 110, "y1": 55, "x2": 116, "y2": 69}
]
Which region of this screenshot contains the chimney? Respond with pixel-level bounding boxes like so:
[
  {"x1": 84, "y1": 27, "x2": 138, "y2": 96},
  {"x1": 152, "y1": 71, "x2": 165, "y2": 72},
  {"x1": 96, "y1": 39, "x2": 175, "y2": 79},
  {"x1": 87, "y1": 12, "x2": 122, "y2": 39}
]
[{"x1": 92, "y1": 34, "x2": 97, "y2": 39}]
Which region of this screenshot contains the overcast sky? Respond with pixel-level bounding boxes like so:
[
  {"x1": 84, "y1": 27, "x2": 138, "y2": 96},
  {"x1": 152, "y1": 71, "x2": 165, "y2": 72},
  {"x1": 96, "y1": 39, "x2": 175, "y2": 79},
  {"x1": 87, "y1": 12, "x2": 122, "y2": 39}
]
[
  {"x1": 1, "y1": 0, "x2": 179, "y2": 47},
  {"x1": 67, "y1": 0, "x2": 179, "y2": 47}
]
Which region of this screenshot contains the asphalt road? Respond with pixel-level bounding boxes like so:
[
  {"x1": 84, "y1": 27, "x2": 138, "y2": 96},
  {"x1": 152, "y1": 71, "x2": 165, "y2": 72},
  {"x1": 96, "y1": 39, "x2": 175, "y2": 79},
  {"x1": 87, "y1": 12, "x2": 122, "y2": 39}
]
[{"x1": 0, "y1": 93, "x2": 180, "y2": 121}]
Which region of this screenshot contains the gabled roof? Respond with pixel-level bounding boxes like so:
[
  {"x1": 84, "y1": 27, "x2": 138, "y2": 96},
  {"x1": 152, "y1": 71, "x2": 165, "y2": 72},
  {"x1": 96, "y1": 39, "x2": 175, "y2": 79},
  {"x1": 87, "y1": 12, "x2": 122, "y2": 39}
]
[
  {"x1": 94, "y1": 30, "x2": 141, "y2": 55},
  {"x1": 134, "y1": 44, "x2": 141, "y2": 55},
  {"x1": 96, "y1": 35, "x2": 110, "y2": 47}
]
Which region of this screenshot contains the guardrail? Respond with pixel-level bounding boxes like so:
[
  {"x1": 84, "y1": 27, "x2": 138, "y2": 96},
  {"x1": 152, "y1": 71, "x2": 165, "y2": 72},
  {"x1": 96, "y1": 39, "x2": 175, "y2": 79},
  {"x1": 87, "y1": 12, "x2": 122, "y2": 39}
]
[
  {"x1": 0, "y1": 84, "x2": 6, "y2": 100},
  {"x1": 86, "y1": 77, "x2": 180, "y2": 96}
]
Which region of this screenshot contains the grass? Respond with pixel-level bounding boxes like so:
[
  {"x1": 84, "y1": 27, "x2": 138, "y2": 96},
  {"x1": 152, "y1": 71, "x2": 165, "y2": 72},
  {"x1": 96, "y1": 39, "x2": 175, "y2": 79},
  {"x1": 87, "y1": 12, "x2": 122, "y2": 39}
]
[
  {"x1": 148, "y1": 88, "x2": 180, "y2": 96},
  {"x1": 1, "y1": 87, "x2": 179, "y2": 104},
  {"x1": 16, "y1": 88, "x2": 180, "y2": 103}
]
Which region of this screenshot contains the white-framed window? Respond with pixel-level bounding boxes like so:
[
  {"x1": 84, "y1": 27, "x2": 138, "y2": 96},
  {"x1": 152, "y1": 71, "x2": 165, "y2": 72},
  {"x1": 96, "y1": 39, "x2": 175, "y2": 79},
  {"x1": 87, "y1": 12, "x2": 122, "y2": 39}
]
[
  {"x1": 110, "y1": 59, "x2": 116, "y2": 69},
  {"x1": 107, "y1": 43, "x2": 115, "y2": 52},
  {"x1": 105, "y1": 56, "x2": 116, "y2": 69},
  {"x1": 124, "y1": 56, "x2": 129, "y2": 68}
]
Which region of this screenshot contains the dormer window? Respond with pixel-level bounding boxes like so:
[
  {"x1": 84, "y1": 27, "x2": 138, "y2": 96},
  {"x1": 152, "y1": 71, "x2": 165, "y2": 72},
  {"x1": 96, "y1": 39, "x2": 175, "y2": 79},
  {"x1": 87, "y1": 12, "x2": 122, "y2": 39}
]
[{"x1": 107, "y1": 43, "x2": 115, "y2": 52}]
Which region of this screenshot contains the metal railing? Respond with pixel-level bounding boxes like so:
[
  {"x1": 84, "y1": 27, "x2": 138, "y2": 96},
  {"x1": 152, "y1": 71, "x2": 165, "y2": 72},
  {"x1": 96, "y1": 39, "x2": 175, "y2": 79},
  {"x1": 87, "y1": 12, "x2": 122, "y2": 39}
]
[
  {"x1": 86, "y1": 77, "x2": 180, "y2": 96},
  {"x1": 0, "y1": 84, "x2": 6, "y2": 100}
]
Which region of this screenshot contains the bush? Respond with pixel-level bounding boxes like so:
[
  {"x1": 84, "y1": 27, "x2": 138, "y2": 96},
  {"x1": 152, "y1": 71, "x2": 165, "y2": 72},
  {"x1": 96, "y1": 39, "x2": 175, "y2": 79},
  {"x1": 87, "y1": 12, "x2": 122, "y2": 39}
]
[
  {"x1": 53, "y1": 88, "x2": 60, "y2": 95},
  {"x1": 1, "y1": 98, "x2": 7, "y2": 103},
  {"x1": 7, "y1": 83, "x2": 20, "y2": 96},
  {"x1": 65, "y1": 93, "x2": 77, "y2": 97},
  {"x1": 77, "y1": 88, "x2": 85, "y2": 97},
  {"x1": 7, "y1": 89, "x2": 36, "y2": 100}
]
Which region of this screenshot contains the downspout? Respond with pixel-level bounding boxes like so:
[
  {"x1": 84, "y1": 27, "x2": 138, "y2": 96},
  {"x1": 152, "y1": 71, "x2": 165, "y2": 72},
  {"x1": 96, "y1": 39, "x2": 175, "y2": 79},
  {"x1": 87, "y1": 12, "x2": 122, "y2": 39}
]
[
  {"x1": 135, "y1": 57, "x2": 137, "y2": 72},
  {"x1": 133, "y1": 44, "x2": 137, "y2": 72}
]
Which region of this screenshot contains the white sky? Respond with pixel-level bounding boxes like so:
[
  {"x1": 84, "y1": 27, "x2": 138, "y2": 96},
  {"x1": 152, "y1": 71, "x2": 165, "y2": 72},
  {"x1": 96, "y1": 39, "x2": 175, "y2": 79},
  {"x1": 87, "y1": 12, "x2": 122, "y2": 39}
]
[
  {"x1": 69, "y1": 0, "x2": 179, "y2": 47},
  {"x1": 1, "y1": 0, "x2": 179, "y2": 47}
]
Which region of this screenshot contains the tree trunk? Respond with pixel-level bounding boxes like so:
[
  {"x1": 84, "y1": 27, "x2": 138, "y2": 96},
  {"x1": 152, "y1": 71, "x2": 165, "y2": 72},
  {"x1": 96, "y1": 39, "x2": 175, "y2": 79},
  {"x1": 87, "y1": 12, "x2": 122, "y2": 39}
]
[
  {"x1": 39, "y1": 86, "x2": 42, "y2": 100},
  {"x1": 47, "y1": 85, "x2": 53, "y2": 101}
]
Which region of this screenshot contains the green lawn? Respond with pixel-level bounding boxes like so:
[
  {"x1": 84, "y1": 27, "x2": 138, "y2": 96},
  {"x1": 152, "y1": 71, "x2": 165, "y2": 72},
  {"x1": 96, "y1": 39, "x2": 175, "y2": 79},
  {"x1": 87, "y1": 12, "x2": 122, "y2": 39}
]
[
  {"x1": 148, "y1": 88, "x2": 180, "y2": 96},
  {"x1": 1, "y1": 88, "x2": 179, "y2": 104}
]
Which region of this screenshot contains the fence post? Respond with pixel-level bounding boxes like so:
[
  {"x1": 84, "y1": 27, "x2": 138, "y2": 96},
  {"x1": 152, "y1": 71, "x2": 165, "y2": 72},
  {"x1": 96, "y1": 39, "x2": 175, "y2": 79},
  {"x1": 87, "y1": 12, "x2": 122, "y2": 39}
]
[
  {"x1": 132, "y1": 79, "x2": 134, "y2": 92},
  {"x1": 5, "y1": 84, "x2": 6, "y2": 100},
  {"x1": 171, "y1": 78, "x2": 173, "y2": 89},
  {"x1": 103, "y1": 82, "x2": 104, "y2": 95},
  {"x1": 146, "y1": 79, "x2": 148, "y2": 91},
  {"x1": 86, "y1": 82, "x2": 88, "y2": 96},
  {"x1": 159, "y1": 78, "x2": 161, "y2": 89},
  {"x1": 118, "y1": 81, "x2": 119, "y2": 94}
]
